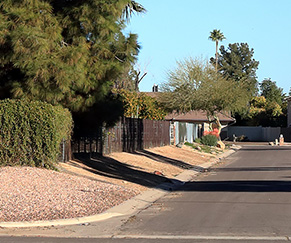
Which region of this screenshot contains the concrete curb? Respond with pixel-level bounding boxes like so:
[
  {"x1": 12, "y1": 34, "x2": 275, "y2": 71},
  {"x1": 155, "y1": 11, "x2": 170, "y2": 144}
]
[
  {"x1": 0, "y1": 213, "x2": 123, "y2": 228},
  {"x1": 0, "y1": 147, "x2": 240, "y2": 228}
]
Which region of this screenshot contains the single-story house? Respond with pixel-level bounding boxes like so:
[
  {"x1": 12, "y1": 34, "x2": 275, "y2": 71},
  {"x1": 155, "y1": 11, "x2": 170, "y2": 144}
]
[
  {"x1": 143, "y1": 87, "x2": 235, "y2": 145},
  {"x1": 165, "y1": 110, "x2": 235, "y2": 145}
]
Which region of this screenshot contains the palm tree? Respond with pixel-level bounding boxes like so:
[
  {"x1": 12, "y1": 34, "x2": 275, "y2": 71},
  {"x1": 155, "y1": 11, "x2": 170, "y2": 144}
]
[
  {"x1": 209, "y1": 29, "x2": 225, "y2": 71},
  {"x1": 122, "y1": 1, "x2": 146, "y2": 22}
]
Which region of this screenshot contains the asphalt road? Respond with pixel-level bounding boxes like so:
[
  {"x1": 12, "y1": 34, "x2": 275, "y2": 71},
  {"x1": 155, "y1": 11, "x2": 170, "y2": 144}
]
[
  {"x1": 117, "y1": 145, "x2": 291, "y2": 241},
  {"x1": 2, "y1": 145, "x2": 291, "y2": 242}
]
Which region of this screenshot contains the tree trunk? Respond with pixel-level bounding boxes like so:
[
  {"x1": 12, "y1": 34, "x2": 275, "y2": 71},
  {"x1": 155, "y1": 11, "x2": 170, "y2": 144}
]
[
  {"x1": 215, "y1": 40, "x2": 218, "y2": 71},
  {"x1": 207, "y1": 115, "x2": 213, "y2": 131},
  {"x1": 213, "y1": 115, "x2": 222, "y2": 141}
]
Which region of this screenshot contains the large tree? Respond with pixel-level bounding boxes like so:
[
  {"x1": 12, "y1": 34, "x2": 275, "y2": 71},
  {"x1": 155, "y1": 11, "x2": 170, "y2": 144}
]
[
  {"x1": 160, "y1": 57, "x2": 250, "y2": 135},
  {"x1": 260, "y1": 78, "x2": 284, "y2": 106},
  {"x1": 208, "y1": 29, "x2": 225, "y2": 71},
  {"x1": 0, "y1": 0, "x2": 145, "y2": 111},
  {"x1": 212, "y1": 43, "x2": 259, "y2": 96},
  {"x1": 237, "y1": 79, "x2": 287, "y2": 127}
]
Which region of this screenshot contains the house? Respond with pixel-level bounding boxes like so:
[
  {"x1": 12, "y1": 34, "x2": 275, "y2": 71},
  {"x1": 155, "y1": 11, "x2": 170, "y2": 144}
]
[
  {"x1": 143, "y1": 85, "x2": 235, "y2": 145},
  {"x1": 165, "y1": 110, "x2": 235, "y2": 145}
]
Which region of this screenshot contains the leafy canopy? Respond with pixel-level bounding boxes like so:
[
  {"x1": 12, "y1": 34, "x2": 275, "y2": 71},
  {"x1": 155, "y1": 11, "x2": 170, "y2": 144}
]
[
  {"x1": 208, "y1": 29, "x2": 226, "y2": 42},
  {"x1": 212, "y1": 43, "x2": 259, "y2": 96},
  {"x1": 260, "y1": 78, "x2": 284, "y2": 106},
  {"x1": 117, "y1": 89, "x2": 166, "y2": 120},
  {"x1": 160, "y1": 57, "x2": 250, "y2": 116},
  {"x1": 0, "y1": 0, "x2": 144, "y2": 111},
  {"x1": 242, "y1": 79, "x2": 286, "y2": 127}
]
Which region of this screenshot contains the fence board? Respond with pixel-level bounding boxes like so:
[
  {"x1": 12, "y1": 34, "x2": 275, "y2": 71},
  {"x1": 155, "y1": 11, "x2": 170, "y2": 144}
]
[{"x1": 67, "y1": 118, "x2": 170, "y2": 159}]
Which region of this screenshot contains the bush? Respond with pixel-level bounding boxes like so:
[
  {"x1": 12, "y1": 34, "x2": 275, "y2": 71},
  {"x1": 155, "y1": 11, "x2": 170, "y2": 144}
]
[
  {"x1": 201, "y1": 134, "x2": 218, "y2": 146},
  {"x1": 0, "y1": 99, "x2": 72, "y2": 169},
  {"x1": 194, "y1": 138, "x2": 201, "y2": 144},
  {"x1": 203, "y1": 128, "x2": 220, "y2": 138},
  {"x1": 116, "y1": 89, "x2": 166, "y2": 120}
]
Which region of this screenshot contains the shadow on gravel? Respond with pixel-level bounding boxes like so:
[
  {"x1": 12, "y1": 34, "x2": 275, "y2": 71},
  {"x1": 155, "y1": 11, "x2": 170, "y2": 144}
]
[
  {"x1": 133, "y1": 150, "x2": 195, "y2": 169},
  {"x1": 180, "y1": 180, "x2": 291, "y2": 192},
  {"x1": 71, "y1": 153, "x2": 197, "y2": 188}
]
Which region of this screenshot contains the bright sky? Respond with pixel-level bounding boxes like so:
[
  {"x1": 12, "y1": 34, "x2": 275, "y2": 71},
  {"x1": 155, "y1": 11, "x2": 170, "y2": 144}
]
[{"x1": 125, "y1": 0, "x2": 291, "y2": 94}]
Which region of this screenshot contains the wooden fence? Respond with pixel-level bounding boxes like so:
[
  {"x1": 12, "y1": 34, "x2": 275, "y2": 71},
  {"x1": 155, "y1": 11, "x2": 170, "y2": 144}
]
[{"x1": 68, "y1": 118, "x2": 170, "y2": 158}]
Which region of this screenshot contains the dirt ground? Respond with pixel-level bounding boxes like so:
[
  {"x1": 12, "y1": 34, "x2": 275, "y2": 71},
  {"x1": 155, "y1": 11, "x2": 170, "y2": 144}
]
[{"x1": 59, "y1": 145, "x2": 220, "y2": 192}]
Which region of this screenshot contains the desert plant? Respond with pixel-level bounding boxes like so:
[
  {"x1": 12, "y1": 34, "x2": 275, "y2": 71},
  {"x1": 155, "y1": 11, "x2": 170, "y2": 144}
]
[{"x1": 201, "y1": 134, "x2": 218, "y2": 146}]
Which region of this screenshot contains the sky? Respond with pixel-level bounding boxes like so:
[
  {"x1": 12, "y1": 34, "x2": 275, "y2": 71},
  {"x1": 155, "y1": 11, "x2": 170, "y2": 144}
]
[{"x1": 125, "y1": 0, "x2": 291, "y2": 94}]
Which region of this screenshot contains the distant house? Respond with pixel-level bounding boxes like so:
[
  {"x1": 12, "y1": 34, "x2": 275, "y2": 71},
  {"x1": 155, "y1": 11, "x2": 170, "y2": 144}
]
[
  {"x1": 142, "y1": 85, "x2": 235, "y2": 145},
  {"x1": 165, "y1": 110, "x2": 235, "y2": 145}
]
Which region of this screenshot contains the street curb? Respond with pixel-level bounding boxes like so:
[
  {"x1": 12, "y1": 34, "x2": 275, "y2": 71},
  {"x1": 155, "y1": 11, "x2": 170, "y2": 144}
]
[
  {"x1": 0, "y1": 213, "x2": 123, "y2": 228},
  {"x1": 0, "y1": 147, "x2": 240, "y2": 228}
]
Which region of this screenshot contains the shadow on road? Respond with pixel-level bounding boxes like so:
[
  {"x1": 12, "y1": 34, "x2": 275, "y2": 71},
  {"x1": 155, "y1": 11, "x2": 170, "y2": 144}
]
[
  {"x1": 209, "y1": 166, "x2": 291, "y2": 172},
  {"x1": 239, "y1": 146, "x2": 291, "y2": 151},
  {"x1": 180, "y1": 180, "x2": 291, "y2": 192}
]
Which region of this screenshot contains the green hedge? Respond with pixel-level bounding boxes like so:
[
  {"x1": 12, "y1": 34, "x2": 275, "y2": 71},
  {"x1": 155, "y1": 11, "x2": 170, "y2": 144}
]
[{"x1": 0, "y1": 99, "x2": 72, "y2": 169}]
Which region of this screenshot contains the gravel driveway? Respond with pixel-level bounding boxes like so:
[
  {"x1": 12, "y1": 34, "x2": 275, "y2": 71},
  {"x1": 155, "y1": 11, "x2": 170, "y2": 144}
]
[{"x1": 0, "y1": 166, "x2": 138, "y2": 222}]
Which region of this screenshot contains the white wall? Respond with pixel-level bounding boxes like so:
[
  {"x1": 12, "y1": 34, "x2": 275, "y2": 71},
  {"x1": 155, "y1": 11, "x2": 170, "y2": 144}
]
[
  {"x1": 227, "y1": 126, "x2": 263, "y2": 141},
  {"x1": 173, "y1": 122, "x2": 199, "y2": 145},
  {"x1": 262, "y1": 127, "x2": 281, "y2": 142},
  {"x1": 224, "y1": 126, "x2": 281, "y2": 142}
]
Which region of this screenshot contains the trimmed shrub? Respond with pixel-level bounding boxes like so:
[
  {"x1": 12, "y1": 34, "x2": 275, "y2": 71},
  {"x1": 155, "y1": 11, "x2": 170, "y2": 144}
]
[
  {"x1": 201, "y1": 134, "x2": 218, "y2": 146},
  {"x1": 0, "y1": 99, "x2": 72, "y2": 169}
]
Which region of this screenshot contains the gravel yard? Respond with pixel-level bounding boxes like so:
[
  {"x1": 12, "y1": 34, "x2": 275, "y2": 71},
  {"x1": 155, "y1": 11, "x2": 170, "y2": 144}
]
[
  {"x1": 0, "y1": 166, "x2": 138, "y2": 222},
  {"x1": 0, "y1": 145, "x2": 222, "y2": 223}
]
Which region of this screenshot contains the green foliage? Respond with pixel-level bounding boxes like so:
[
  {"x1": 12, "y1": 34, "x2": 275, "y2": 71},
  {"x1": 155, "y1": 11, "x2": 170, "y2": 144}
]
[
  {"x1": 160, "y1": 57, "x2": 250, "y2": 115},
  {"x1": 250, "y1": 96, "x2": 267, "y2": 108},
  {"x1": 0, "y1": 99, "x2": 72, "y2": 169},
  {"x1": 72, "y1": 92, "x2": 124, "y2": 137},
  {"x1": 209, "y1": 29, "x2": 226, "y2": 42},
  {"x1": 212, "y1": 43, "x2": 259, "y2": 96},
  {"x1": 194, "y1": 138, "x2": 201, "y2": 144},
  {"x1": 260, "y1": 78, "x2": 284, "y2": 106},
  {"x1": 201, "y1": 134, "x2": 218, "y2": 146},
  {"x1": 117, "y1": 89, "x2": 166, "y2": 120},
  {"x1": 265, "y1": 101, "x2": 283, "y2": 116},
  {"x1": 245, "y1": 95, "x2": 286, "y2": 127},
  {"x1": 242, "y1": 79, "x2": 286, "y2": 127},
  {"x1": 0, "y1": 0, "x2": 144, "y2": 111},
  {"x1": 184, "y1": 141, "x2": 221, "y2": 154}
]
